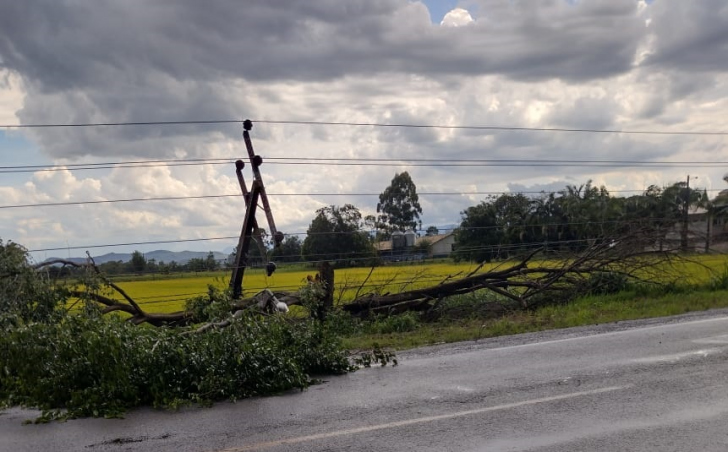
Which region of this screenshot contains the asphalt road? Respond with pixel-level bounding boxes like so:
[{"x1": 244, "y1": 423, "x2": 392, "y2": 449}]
[{"x1": 4, "y1": 310, "x2": 728, "y2": 451}]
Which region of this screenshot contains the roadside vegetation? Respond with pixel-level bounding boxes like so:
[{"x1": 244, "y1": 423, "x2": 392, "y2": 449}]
[
  {"x1": 339, "y1": 282, "x2": 728, "y2": 350},
  {"x1": 0, "y1": 240, "x2": 394, "y2": 422}
]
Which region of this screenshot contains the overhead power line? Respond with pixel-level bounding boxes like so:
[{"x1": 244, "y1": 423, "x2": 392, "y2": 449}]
[
  {"x1": 0, "y1": 194, "x2": 243, "y2": 209},
  {"x1": 1, "y1": 118, "x2": 727, "y2": 136},
  {"x1": 0, "y1": 157, "x2": 237, "y2": 170},
  {"x1": 0, "y1": 158, "x2": 237, "y2": 174},
  {"x1": 264, "y1": 160, "x2": 728, "y2": 169},
  {"x1": 2, "y1": 187, "x2": 721, "y2": 210},
  {"x1": 0, "y1": 120, "x2": 244, "y2": 128},
  {"x1": 28, "y1": 217, "x2": 690, "y2": 254},
  {"x1": 255, "y1": 120, "x2": 728, "y2": 136},
  {"x1": 5, "y1": 157, "x2": 728, "y2": 174}
]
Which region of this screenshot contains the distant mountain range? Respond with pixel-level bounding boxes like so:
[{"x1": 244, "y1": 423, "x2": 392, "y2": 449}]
[{"x1": 44, "y1": 250, "x2": 229, "y2": 265}]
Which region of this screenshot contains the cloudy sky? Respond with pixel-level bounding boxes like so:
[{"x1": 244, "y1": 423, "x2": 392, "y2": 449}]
[{"x1": 1, "y1": 0, "x2": 727, "y2": 261}]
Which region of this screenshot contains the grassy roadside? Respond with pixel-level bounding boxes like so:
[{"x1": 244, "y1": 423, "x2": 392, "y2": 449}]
[{"x1": 341, "y1": 287, "x2": 728, "y2": 351}]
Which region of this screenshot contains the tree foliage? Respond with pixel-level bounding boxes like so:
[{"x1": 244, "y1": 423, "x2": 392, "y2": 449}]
[
  {"x1": 0, "y1": 310, "x2": 354, "y2": 421},
  {"x1": 376, "y1": 172, "x2": 423, "y2": 236},
  {"x1": 453, "y1": 201, "x2": 502, "y2": 263},
  {"x1": 0, "y1": 240, "x2": 389, "y2": 421},
  {"x1": 301, "y1": 204, "x2": 376, "y2": 266},
  {"x1": 205, "y1": 251, "x2": 219, "y2": 271},
  {"x1": 130, "y1": 251, "x2": 146, "y2": 273},
  {"x1": 0, "y1": 240, "x2": 65, "y2": 327},
  {"x1": 453, "y1": 180, "x2": 708, "y2": 263},
  {"x1": 270, "y1": 235, "x2": 303, "y2": 263}
]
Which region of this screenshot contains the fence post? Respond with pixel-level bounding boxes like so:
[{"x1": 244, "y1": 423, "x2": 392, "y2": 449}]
[{"x1": 316, "y1": 262, "x2": 334, "y2": 321}]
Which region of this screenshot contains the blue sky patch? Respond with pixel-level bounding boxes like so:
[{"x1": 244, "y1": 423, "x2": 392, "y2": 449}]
[
  {"x1": 421, "y1": 0, "x2": 460, "y2": 24},
  {"x1": 0, "y1": 130, "x2": 47, "y2": 185}
]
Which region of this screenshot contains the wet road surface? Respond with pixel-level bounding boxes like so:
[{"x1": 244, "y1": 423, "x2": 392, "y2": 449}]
[{"x1": 4, "y1": 309, "x2": 728, "y2": 451}]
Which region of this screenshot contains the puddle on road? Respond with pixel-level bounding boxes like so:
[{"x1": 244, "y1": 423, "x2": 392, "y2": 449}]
[
  {"x1": 86, "y1": 433, "x2": 172, "y2": 448},
  {"x1": 630, "y1": 348, "x2": 720, "y2": 364},
  {"x1": 692, "y1": 334, "x2": 728, "y2": 344}
]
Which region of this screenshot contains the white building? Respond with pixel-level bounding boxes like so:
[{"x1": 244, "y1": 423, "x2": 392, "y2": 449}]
[{"x1": 375, "y1": 232, "x2": 456, "y2": 258}]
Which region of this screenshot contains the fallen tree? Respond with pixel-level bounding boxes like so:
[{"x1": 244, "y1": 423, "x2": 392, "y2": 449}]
[
  {"x1": 340, "y1": 233, "x2": 681, "y2": 317},
  {"x1": 29, "y1": 228, "x2": 694, "y2": 324}
]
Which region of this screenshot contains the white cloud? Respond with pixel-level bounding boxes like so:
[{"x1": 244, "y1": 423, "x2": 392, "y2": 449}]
[
  {"x1": 0, "y1": 69, "x2": 24, "y2": 125},
  {"x1": 441, "y1": 8, "x2": 474, "y2": 27}
]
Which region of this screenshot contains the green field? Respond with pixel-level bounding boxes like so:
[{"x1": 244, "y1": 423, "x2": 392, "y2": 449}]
[{"x1": 103, "y1": 254, "x2": 728, "y2": 314}]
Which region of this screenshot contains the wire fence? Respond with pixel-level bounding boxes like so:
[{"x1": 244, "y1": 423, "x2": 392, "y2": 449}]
[{"x1": 46, "y1": 226, "x2": 726, "y2": 310}]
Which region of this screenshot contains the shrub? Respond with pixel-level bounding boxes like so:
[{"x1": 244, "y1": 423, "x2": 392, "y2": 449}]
[
  {"x1": 709, "y1": 265, "x2": 728, "y2": 291},
  {"x1": 583, "y1": 271, "x2": 631, "y2": 296},
  {"x1": 0, "y1": 240, "x2": 66, "y2": 327},
  {"x1": 0, "y1": 312, "x2": 353, "y2": 421},
  {"x1": 432, "y1": 291, "x2": 516, "y2": 321},
  {"x1": 366, "y1": 312, "x2": 420, "y2": 334}
]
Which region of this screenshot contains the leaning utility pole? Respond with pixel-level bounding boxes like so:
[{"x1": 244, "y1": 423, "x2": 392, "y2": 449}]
[{"x1": 229, "y1": 120, "x2": 283, "y2": 299}]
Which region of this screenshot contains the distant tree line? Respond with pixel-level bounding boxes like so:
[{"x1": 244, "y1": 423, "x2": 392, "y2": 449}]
[
  {"x1": 228, "y1": 235, "x2": 305, "y2": 267},
  {"x1": 452, "y1": 180, "x2": 709, "y2": 263},
  {"x1": 298, "y1": 178, "x2": 719, "y2": 266},
  {"x1": 45, "y1": 250, "x2": 227, "y2": 278}
]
